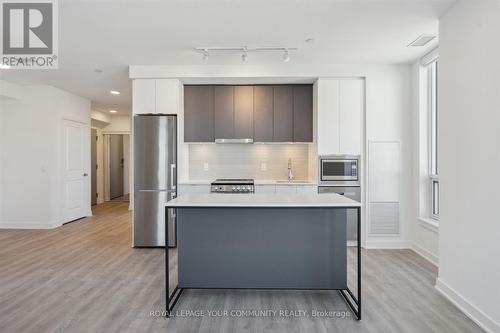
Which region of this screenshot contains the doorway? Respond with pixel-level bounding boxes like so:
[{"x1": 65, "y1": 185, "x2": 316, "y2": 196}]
[
  {"x1": 62, "y1": 119, "x2": 90, "y2": 223},
  {"x1": 91, "y1": 128, "x2": 98, "y2": 205},
  {"x1": 104, "y1": 134, "x2": 130, "y2": 202}
]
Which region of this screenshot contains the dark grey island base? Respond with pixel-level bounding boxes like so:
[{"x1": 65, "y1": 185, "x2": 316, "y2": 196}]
[{"x1": 165, "y1": 193, "x2": 361, "y2": 320}]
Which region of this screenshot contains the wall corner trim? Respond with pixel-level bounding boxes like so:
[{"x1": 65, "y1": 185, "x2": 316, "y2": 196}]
[
  {"x1": 417, "y1": 217, "x2": 439, "y2": 233},
  {"x1": 363, "y1": 239, "x2": 410, "y2": 249},
  {"x1": 410, "y1": 241, "x2": 438, "y2": 266},
  {"x1": 435, "y1": 278, "x2": 500, "y2": 333}
]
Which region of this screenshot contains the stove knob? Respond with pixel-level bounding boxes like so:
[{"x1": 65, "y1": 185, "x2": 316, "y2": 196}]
[
  {"x1": 236, "y1": 186, "x2": 241, "y2": 191},
  {"x1": 232, "y1": 187, "x2": 236, "y2": 191}
]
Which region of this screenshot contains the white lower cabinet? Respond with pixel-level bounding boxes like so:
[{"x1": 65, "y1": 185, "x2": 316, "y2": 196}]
[
  {"x1": 275, "y1": 185, "x2": 297, "y2": 194},
  {"x1": 178, "y1": 184, "x2": 210, "y2": 195},
  {"x1": 179, "y1": 183, "x2": 318, "y2": 195},
  {"x1": 254, "y1": 185, "x2": 276, "y2": 194},
  {"x1": 296, "y1": 185, "x2": 318, "y2": 195}
]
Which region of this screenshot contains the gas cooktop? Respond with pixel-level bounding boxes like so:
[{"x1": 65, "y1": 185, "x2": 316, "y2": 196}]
[{"x1": 211, "y1": 179, "x2": 254, "y2": 193}]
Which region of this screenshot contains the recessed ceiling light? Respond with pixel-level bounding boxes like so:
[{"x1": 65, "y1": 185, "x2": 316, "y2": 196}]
[
  {"x1": 305, "y1": 38, "x2": 314, "y2": 44},
  {"x1": 0, "y1": 64, "x2": 11, "y2": 69},
  {"x1": 95, "y1": 69, "x2": 103, "y2": 73},
  {"x1": 408, "y1": 34, "x2": 436, "y2": 47},
  {"x1": 109, "y1": 110, "x2": 118, "y2": 113},
  {"x1": 110, "y1": 90, "x2": 120, "y2": 95}
]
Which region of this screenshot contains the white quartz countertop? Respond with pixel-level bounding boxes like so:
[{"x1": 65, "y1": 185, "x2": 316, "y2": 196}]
[{"x1": 166, "y1": 193, "x2": 360, "y2": 208}]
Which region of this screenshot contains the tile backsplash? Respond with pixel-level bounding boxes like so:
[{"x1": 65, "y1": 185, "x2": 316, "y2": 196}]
[{"x1": 188, "y1": 144, "x2": 310, "y2": 180}]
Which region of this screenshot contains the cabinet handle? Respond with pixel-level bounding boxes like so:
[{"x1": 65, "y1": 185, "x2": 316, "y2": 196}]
[{"x1": 170, "y1": 164, "x2": 176, "y2": 190}]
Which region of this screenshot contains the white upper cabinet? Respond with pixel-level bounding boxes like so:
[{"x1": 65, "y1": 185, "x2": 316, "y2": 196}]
[
  {"x1": 339, "y1": 79, "x2": 363, "y2": 155},
  {"x1": 317, "y1": 79, "x2": 340, "y2": 155},
  {"x1": 132, "y1": 79, "x2": 155, "y2": 115},
  {"x1": 156, "y1": 79, "x2": 181, "y2": 115},
  {"x1": 133, "y1": 79, "x2": 182, "y2": 115},
  {"x1": 317, "y1": 78, "x2": 363, "y2": 156}
]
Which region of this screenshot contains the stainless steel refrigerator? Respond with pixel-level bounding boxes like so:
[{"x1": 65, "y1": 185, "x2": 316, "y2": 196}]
[{"x1": 133, "y1": 115, "x2": 177, "y2": 247}]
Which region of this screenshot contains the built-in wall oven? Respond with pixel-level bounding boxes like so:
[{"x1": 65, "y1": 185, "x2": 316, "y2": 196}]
[
  {"x1": 318, "y1": 155, "x2": 361, "y2": 242},
  {"x1": 319, "y1": 155, "x2": 360, "y2": 186}
]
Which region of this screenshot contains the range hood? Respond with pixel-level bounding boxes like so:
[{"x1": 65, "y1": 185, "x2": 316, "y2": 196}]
[{"x1": 215, "y1": 138, "x2": 254, "y2": 144}]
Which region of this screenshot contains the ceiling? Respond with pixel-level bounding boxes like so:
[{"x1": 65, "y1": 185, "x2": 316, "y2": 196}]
[{"x1": 0, "y1": 0, "x2": 456, "y2": 115}]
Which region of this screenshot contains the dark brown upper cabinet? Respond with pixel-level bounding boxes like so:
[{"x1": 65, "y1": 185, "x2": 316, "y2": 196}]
[
  {"x1": 253, "y1": 86, "x2": 274, "y2": 142},
  {"x1": 184, "y1": 85, "x2": 214, "y2": 142},
  {"x1": 293, "y1": 85, "x2": 313, "y2": 142},
  {"x1": 273, "y1": 86, "x2": 294, "y2": 142},
  {"x1": 184, "y1": 84, "x2": 313, "y2": 143},
  {"x1": 214, "y1": 86, "x2": 234, "y2": 139},
  {"x1": 234, "y1": 86, "x2": 254, "y2": 139}
]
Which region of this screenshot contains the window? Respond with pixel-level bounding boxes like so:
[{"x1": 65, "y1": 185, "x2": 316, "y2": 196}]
[{"x1": 428, "y1": 60, "x2": 439, "y2": 219}]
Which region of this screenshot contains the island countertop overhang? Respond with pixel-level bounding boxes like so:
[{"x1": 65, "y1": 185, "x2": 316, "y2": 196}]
[{"x1": 165, "y1": 193, "x2": 361, "y2": 208}]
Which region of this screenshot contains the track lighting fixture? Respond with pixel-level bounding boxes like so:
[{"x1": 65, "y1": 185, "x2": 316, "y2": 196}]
[{"x1": 195, "y1": 46, "x2": 297, "y2": 63}]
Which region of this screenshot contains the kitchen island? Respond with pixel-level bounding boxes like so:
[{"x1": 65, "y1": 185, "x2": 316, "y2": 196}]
[{"x1": 165, "y1": 193, "x2": 361, "y2": 319}]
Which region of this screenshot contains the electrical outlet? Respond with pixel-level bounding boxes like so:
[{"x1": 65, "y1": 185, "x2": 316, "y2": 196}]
[
  {"x1": 203, "y1": 162, "x2": 209, "y2": 171},
  {"x1": 260, "y1": 162, "x2": 267, "y2": 171}
]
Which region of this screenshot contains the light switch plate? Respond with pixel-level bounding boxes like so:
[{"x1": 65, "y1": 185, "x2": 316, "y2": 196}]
[
  {"x1": 260, "y1": 162, "x2": 267, "y2": 171},
  {"x1": 203, "y1": 162, "x2": 209, "y2": 171}
]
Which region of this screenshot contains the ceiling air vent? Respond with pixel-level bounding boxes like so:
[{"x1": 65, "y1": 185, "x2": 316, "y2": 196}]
[{"x1": 408, "y1": 34, "x2": 436, "y2": 47}]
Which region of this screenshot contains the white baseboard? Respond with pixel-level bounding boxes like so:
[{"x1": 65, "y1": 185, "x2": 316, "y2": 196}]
[
  {"x1": 364, "y1": 238, "x2": 410, "y2": 249},
  {"x1": 436, "y1": 278, "x2": 500, "y2": 333},
  {"x1": 0, "y1": 221, "x2": 61, "y2": 229},
  {"x1": 410, "y1": 242, "x2": 439, "y2": 266}
]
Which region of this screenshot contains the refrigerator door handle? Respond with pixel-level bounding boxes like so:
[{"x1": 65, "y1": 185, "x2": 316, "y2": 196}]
[{"x1": 170, "y1": 164, "x2": 177, "y2": 190}]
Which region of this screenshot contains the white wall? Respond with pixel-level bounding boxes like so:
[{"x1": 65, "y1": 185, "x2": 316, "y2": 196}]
[
  {"x1": 103, "y1": 115, "x2": 130, "y2": 133},
  {"x1": 436, "y1": 1, "x2": 500, "y2": 332},
  {"x1": 90, "y1": 110, "x2": 111, "y2": 125},
  {"x1": 410, "y1": 61, "x2": 439, "y2": 265},
  {"x1": 0, "y1": 84, "x2": 91, "y2": 228},
  {"x1": 0, "y1": 80, "x2": 22, "y2": 100},
  {"x1": 364, "y1": 66, "x2": 413, "y2": 248}
]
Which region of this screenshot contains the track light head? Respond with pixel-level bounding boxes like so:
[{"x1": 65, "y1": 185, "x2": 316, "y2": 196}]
[
  {"x1": 202, "y1": 49, "x2": 209, "y2": 62},
  {"x1": 283, "y1": 49, "x2": 290, "y2": 62}
]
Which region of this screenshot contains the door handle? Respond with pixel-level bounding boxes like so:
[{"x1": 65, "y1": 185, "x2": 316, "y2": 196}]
[
  {"x1": 83, "y1": 173, "x2": 88, "y2": 177},
  {"x1": 170, "y1": 164, "x2": 176, "y2": 190}
]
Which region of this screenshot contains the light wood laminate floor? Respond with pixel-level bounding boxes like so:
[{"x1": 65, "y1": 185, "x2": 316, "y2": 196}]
[{"x1": 0, "y1": 202, "x2": 481, "y2": 333}]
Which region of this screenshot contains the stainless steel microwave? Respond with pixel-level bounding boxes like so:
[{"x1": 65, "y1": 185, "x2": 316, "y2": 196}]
[{"x1": 319, "y1": 155, "x2": 360, "y2": 186}]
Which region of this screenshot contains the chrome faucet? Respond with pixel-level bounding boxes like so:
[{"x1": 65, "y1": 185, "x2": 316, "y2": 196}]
[{"x1": 287, "y1": 158, "x2": 294, "y2": 182}]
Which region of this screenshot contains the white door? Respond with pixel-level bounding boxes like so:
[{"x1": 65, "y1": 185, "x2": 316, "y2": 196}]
[{"x1": 63, "y1": 120, "x2": 90, "y2": 223}]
